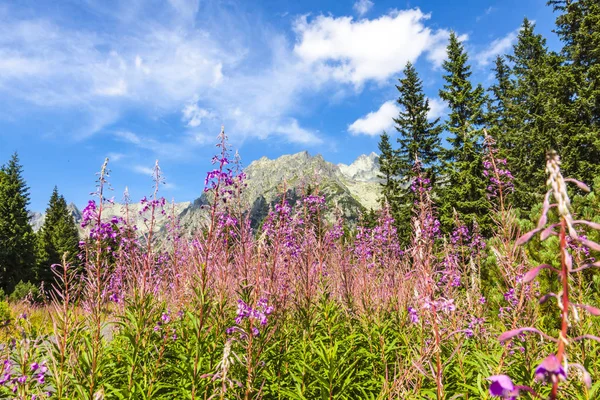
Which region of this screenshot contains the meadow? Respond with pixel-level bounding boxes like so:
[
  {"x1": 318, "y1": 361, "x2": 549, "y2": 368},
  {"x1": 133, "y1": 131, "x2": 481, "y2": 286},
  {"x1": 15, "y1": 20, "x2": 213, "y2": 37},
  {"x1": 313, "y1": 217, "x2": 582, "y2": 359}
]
[{"x1": 0, "y1": 131, "x2": 599, "y2": 400}]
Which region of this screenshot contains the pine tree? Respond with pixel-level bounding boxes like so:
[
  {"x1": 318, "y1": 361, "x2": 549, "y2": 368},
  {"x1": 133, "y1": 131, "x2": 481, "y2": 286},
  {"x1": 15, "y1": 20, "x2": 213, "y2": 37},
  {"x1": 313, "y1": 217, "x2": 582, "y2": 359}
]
[
  {"x1": 377, "y1": 131, "x2": 399, "y2": 207},
  {"x1": 394, "y1": 62, "x2": 442, "y2": 179},
  {"x1": 0, "y1": 153, "x2": 36, "y2": 293},
  {"x1": 487, "y1": 55, "x2": 515, "y2": 153},
  {"x1": 505, "y1": 18, "x2": 560, "y2": 209},
  {"x1": 36, "y1": 187, "x2": 80, "y2": 288},
  {"x1": 547, "y1": 0, "x2": 600, "y2": 187},
  {"x1": 438, "y1": 32, "x2": 489, "y2": 232},
  {"x1": 393, "y1": 62, "x2": 442, "y2": 239}
]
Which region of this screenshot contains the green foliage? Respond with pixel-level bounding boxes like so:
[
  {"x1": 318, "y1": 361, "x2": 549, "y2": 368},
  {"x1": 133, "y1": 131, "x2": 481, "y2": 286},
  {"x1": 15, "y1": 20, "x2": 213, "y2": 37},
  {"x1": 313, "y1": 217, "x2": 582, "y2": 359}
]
[
  {"x1": 548, "y1": 0, "x2": 600, "y2": 187},
  {"x1": 0, "y1": 153, "x2": 36, "y2": 293},
  {"x1": 438, "y1": 32, "x2": 490, "y2": 233},
  {"x1": 0, "y1": 301, "x2": 10, "y2": 326},
  {"x1": 36, "y1": 186, "x2": 80, "y2": 288},
  {"x1": 9, "y1": 281, "x2": 39, "y2": 302},
  {"x1": 391, "y1": 62, "x2": 443, "y2": 241}
]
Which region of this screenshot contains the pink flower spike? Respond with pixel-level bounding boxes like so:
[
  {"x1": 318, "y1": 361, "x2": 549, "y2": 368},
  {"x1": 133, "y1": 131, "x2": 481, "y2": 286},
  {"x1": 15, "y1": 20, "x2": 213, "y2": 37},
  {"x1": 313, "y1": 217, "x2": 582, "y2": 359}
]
[
  {"x1": 499, "y1": 327, "x2": 557, "y2": 343},
  {"x1": 540, "y1": 224, "x2": 558, "y2": 241},
  {"x1": 515, "y1": 228, "x2": 541, "y2": 246},
  {"x1": 564, "y1": 178, "x2": 591, "y2": 192},
  {"x1": 576, "y1": 237, "x2": 600, "y2": 252},
  {"x1": 573, "y1": 304, "x2": 600, "y2": 316},
  {"x1": 522, "y1": 264, "x2": 557, "y2": 283}
]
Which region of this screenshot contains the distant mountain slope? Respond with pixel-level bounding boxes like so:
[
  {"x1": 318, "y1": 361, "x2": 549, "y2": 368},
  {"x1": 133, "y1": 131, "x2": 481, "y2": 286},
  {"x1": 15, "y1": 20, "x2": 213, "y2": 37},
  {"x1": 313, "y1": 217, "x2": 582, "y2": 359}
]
[
  {"x1": 178, "y1": 151, "x2": 383, "y2": 232},
  {"x1": 32, "y1": 152, "x2": 383, "y2": 235}
]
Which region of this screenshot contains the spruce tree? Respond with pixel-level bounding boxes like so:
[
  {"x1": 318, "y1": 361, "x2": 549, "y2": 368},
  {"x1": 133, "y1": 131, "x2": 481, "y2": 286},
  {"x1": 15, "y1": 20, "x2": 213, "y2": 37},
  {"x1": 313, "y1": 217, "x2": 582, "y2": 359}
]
[
  {"x1": 393, "y1": 62, "x2": 442, "y2": 239},
  {"x1": 377, "y1": 131, "x2": 399, "y2": 207},
  {"x1": 487, "y1": 55, "x2": 515, "y2": 154},
  {"x1": 505, "y1": 18, "x2": 559, "y2": 209},
  {"x1": 36, "y1": 187, "x2": 80, "y2": 288},
  {"x1": 547, "y1": 0, "x2": 600, "y2": 187},
  {"x1": 438, "y1": 32, "x2": 489, "y2": 232},
  {"x1": 0, "y1": 153, "x2": 36, "y2": 293}
]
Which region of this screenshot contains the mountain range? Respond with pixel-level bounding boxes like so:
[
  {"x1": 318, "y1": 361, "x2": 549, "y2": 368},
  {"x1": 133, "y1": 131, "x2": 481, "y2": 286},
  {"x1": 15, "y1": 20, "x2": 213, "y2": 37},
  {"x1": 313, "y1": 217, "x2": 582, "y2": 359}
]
[{"x1": 29, "y1": 152, "x2": 383, "y2": 234}]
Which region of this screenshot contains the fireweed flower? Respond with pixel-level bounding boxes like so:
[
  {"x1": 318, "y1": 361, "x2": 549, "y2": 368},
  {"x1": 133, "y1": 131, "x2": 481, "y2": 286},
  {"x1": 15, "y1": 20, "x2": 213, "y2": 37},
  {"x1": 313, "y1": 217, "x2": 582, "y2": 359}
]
[
  {"x1": 535, "y1": 354, "x2": 566, "y2": 383},
  {"x1": 488, "y1": 375, "x2": 519, "y2": 399},
  {"x1": 407, "y1": 307, "x2": 419, "y2": 324},
  {"x1": 229, "y1": 298, "x2": 274, "y2": 337}
]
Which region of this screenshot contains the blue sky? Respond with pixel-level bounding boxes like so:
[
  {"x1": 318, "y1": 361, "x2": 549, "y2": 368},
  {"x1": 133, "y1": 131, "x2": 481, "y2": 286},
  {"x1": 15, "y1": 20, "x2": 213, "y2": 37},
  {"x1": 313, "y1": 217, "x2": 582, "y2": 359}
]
[{"x1": 0, "y1": 0, "x2": 560, "y2": 212}]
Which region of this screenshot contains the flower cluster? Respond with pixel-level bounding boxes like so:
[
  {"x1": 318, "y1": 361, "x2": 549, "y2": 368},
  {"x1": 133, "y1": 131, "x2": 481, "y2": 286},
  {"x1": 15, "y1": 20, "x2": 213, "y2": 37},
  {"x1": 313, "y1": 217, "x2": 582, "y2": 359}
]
[
  {"x1": 483, "y1": 158, "x2": 514, "y2": 199},
  {"x1": 139, "y1": 196, "x2": 167, "y2": 217},
  {"x1": 302, "y1": 194, "x2": 326, "y2": 213},
  {"x1": 483, "y1": 133, "x2": 514, "y2": 201},
  {"x1": 227, "y1": 299, "x2": 274, "y2": 338},
  {"x1": 153, "y1": 310, "x2": 178, "y2": 341},
  {"x1": 0, "y1": 359, "x2": 49, "y2": 396}
]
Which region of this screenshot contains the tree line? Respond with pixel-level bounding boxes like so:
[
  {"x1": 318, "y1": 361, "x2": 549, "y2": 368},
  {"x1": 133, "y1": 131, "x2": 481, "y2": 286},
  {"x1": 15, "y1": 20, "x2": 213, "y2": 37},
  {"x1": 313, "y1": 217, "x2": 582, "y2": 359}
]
[
  {"x1": 379, "y1": 1, "x2": 600, "y2": 242},
  {"x1": 0, "y1": 153, "x2": 79, "y2": 296}
]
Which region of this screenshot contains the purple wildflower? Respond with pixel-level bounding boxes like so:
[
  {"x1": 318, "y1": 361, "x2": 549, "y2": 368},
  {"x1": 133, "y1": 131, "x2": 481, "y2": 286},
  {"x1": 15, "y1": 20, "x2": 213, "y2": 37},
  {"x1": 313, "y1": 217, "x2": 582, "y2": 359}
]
[
  {"x1": 488, "y1": 375, "x2": 519, "y2": 399},
  {"x1": 535, "y1": 354, "x2": 566, "y2": 383},
  {"x1": 408, "y1": 307, "x2": 419, "y2": 324}
]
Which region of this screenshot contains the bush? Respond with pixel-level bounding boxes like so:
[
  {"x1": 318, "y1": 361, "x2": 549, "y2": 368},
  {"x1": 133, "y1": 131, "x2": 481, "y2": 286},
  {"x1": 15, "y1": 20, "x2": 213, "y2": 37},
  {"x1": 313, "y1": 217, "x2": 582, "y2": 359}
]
[
  {"x1": 0, "y1": 301, "x2": 10, "y2": 326},
  {"x1": 9, "y1": 281, "x2": 39, "y2": 302}
]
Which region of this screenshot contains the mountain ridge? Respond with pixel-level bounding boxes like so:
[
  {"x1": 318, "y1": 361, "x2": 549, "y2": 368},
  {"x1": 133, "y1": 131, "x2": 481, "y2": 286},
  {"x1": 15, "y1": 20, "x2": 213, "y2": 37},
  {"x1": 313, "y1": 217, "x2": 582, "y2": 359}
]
[{"x1": 30, "y1": 152, "x2": 382, "y2": 233}]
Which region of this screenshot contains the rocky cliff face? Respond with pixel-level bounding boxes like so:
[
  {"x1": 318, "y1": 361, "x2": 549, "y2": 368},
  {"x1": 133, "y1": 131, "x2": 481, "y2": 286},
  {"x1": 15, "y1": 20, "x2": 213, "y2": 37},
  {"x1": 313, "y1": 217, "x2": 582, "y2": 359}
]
[
  {"x1": 32, "y1": 152, "x2": 382, "y2": 235},
  {"x1": 178, "y1": 151, "x2": 383, "y2": 232}
]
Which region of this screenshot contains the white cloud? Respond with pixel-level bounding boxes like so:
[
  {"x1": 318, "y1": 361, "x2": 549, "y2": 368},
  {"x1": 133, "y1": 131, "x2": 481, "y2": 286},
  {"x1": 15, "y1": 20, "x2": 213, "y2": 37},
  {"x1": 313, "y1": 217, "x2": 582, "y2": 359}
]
[
  {"x1": 107, "y1": 152, "x2": 126, "y2": 162},
  {"x1": 349, "y1": 100, "x2": 398, "y2": 136},
  {"x1": 114, "y1": 130, "x2": 142, "y2": 145},
  {"x1": 349, "y1": 96, "x2": 446, "y2": 136},
  {"x1": 132, "y1": 165, "x2": 155, "y2": 175},
  {"x1": 293, "y1": 9, "x2": 456, "y2": 85},
  {"x1": 476, "y1": 28, "x2": 519, "y2": 67},
  {"x1": 182, "y1": 101, "x2": 212, "y2": 127},
  {"x1": 476, "y1": 6, "x2": 497, "y2": 22},
  {"x1": 275, "y1": 119, "x2": 322, "y2": 144},
  {"x1": 353, "y1": 0, "x2": 374, "y2": 16},
  {"x1": 0, "y1": 3, "x2": 464, "y2": 151},
  {"x1": 427, "y1": 97, "x2": 447, "y2": 120}
]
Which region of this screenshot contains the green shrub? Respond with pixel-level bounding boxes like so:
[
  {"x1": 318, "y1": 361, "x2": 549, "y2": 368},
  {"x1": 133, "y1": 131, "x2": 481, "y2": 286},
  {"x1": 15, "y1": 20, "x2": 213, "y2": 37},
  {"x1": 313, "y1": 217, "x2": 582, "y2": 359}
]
[
  {"x1": 0, "y1": 301, "x2": 10, "y2": 326},
  {"x1": 9, "y1": 281, "x2": 39, "y2": 302}
]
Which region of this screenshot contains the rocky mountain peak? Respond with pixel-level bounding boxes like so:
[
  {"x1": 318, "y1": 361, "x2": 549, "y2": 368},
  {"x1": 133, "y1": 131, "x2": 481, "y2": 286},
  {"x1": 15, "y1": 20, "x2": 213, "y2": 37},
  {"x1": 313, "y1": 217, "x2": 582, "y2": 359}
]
[{"x1": 338, "y1": 152, "x2": 381, "y2": 183}]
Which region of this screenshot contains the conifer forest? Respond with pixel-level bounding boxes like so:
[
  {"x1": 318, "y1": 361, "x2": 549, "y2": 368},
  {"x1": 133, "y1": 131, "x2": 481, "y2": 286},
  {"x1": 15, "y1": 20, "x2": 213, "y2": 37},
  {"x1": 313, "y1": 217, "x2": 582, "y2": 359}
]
[{"x1": 0, "y1": 1, "x2": 600, "y2": 399}]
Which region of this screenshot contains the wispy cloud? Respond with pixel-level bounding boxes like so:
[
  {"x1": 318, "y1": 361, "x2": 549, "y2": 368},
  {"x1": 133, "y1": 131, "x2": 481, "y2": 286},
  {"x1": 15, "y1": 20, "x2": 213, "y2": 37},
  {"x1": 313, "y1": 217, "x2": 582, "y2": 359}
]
[
  {"x1": 353, "y1": 0, "x2": 374, "y2": 17},
  {"x1": 476, "y1": 6, "x2": 497, "y2": 22},
  {"x1": 182, "y1": 99, "x2": 213, "y2": 128},
  {"x1": 349, "y1": 97, "x2": 447, "y2": 136},
  {"x1": 107, "y1": 152, "x2": 126, "y2": 162},
  {"x1": 475, "y1": 27, "x2": 519, "y2": 67},
  {"x1": 132, "y1": 165, "x2": 155, "y2": 175},
  {"x1": 0, "y1": 2, "x2": 467, "y2": 154}
]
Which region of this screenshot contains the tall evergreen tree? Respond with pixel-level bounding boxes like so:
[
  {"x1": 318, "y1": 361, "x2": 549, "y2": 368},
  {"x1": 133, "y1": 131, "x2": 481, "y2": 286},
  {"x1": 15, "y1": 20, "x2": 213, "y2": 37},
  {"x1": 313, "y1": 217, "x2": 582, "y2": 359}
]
[
  {"x1": 487, "y1": 55, "x2": 515, "y2": 154},
  {"x1": 36, "y1": 187, "x2": 80, "y2": 288},
  {"x1": 438, "y1": 32, "x2": 489, "y2": 232},
  {"x1": 547, "y1": 0, "x2": 600, "y2": 186},
  {"x1": 393, "y1": 62, "x2": 442, "y2": 239},
  {"x1": 0, "y1": 153, "x2": 36, "y2": 293},
  {"x1": 505, "y1": 18, "x2": 559, "y2": 209},
  {"x1": 394, "y1": 62, "x2": 442, "y2": 180},
  {"x1": 377, "y1": 131, "x2": 400, "y2": 207}
]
